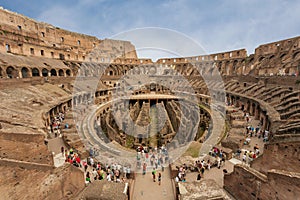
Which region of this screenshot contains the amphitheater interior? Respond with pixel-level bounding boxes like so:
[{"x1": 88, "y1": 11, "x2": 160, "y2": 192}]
[{"x1": 0, "y1": 7, "x2": 300, "y2": 200}]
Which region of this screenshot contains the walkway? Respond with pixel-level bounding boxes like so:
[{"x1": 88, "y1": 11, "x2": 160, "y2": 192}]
[
  {"x1": 48, "y1": 137, "x2": 67, "y2": 167},
  {"x1": 132, "y1": 167, "x2": 175, "y2": 200}
]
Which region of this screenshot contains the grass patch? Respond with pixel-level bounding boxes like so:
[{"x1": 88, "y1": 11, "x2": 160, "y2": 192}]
[{"x1": 183, "y1": 141, "x2": 202, "y2": 158}]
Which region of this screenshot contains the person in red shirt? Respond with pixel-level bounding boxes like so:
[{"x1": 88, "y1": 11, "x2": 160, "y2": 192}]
[
  {"x1": 83, "y1": 161, "x2": 88, "y2": 171},
  {"x1": 76, "y1": 156, "x2": 81, "y2": 167}
]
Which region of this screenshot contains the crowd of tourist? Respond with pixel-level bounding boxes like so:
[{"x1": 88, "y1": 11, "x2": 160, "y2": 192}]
[
  {"x1": 49, "y1": 112, "x2": 69, "y2": 138},
  {"x1": 136, "y1": 145, "x2": 169, "y2": 171},
  {"x1": 173, "y1": 154, "x2": 225, "y2": 183},
  {"x1": 62, "y1": 146, "x2": 132, "y2": 185},
  {"x1": 83, "y1": 161, "x2": 131, "y2": 184},
  {"x1": 233, "y1": 111, "x2": 269, "y2": 164}
]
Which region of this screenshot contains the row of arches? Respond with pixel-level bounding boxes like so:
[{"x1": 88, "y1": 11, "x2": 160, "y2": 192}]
[
  {"x1": 0, "y1": 66, "x2": 72, "y2": 79},
  {"x1": 227, "y1": 94, "x2": 271, "y2": 131}
]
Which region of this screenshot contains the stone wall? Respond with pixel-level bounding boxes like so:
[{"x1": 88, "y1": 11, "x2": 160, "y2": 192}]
[
  {"x1": 0, "y1": 7, "x2": 137, "y2": 62},
  {"x1": 251, "y1": 140, "x2": 300, "y2": 174},
  {"x1": 224, "y1": 165, "x2": 300, "y2": 200},
  {"x1": 0, "y1": 132, "x2": 53, "y2": 165}
]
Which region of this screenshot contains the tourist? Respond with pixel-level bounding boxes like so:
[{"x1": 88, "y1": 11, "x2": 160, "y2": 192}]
[
  {"x1": 158, "y1": 173, "x2": 161, "y2": 185},
  {"x1": 92, "y1": 169, "x2": 98, "y2": 180},
  {"x1": 115, "y1": 169, "x2": 120, "y2": 182},
  {"x1": 107, "y1": 173, "x2": 112, "y2": 181},
  {"x1": 123, "y1": 166, "x2": 127, "y2": 178},
  {"x1": 207, "y1": 160, "x2": 211, "y2": 170},
  {"x1": 221, "y1": 156, "x2": 226, "y2": 167},
  {"x1": 83, "y1": 161, "x2": 88, "y2": 172},
  {"x1": 61, "y1": 146, "x2": 64, "y2": 156},
  {"x1": 126, "y1": 166, "x2": 131, "y2": 179},
  {"x1": 90, "y1": 157, "x2": 94, "y2": 166},
  {"x1": 201, "y1": 167, "x2": 205, "y2": 175},
  {"x1": 197, "y1": 173, "x2": 201, "y2": 181},
  {"x1": 242, "y1": 153, "x2": 247, "y2": 162},
  {"x1": 142, "y1": 162, "x2": 147, "y2": 175},
  {"x1": 86, "y1": 172, "x2": 91, "y2": 184},
  {"x1": 217, "y1": 157, "x2": 221, "y2": 169},
  {"x1": 152, "y1": 168, "x2": 156, "y2": 182}
]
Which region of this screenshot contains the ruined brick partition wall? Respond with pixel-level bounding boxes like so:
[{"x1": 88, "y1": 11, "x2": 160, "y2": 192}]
[{"x1": 224, "y1": 165, "x2": 300, "y2": 200}]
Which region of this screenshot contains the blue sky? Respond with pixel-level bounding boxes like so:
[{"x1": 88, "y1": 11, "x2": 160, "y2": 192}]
[{"x1": 1, "y1": 0, "x2": 300, "y2": 60}]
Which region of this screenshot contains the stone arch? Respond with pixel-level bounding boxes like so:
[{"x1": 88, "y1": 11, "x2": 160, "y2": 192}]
[
  {"x1": 32, "y1": 68, "x2": 40, "y2": 77},
  {"x1": 108, "y1": 65, "x2": 117, "y2": 76},
  {"x1": 293, "y1": 51, "x2": 300, "y2": 60},
  {"x1": 233, "y1": 60, "x2": 239, "y2": 73},
  {"x1": 280, "y1": 53, "x2": 287, "y2": 60},
  {"x1": 66, "y1": 69, "x2": 71, "y2": 76},
  {"x1": 58, "y1": 69, "x2": 64, "y2": 76},
  {"x1": 225, "y1": 61, "x2": 230, "y2": 75},
  {"x1": 258, "y1": 56, "x2": 265, "y2": 62},
  {"x1": 139, "y1": 66, "x2": 145, "y2": 74},
  {"x1": 249, "y1": 57, "x2": 254, "y2": 63},
  {"x1": 269, "y1": 54, "x2": 275, "y2": 60},
  {"x1": 78, "y1": 95, "x2": 82, "y2": 104},
  {"x1": 6, "y1": 66, "x2": 18, "y2": 78},
  {"x1": 42, "y1": 68, "x2": 49, "y2": 77},
  {"x1": 21, "y1": 67, "x2": 30, "y2": 78},
  {"x1": 0, "y1": 67, "x2": 3, "y2": 78},
  {"x1": 134, "y1": 66, "x2": 141, "y2": 75},
  {"x1": 50, "y1": 69, "x2": 57, "y2": 76}
]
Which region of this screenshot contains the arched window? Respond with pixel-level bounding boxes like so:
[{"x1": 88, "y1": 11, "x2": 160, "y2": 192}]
[
  {"x1": 21, "y1": 67, "x2": 29, "y2": 78},
  {"x1": 50, "y1": 69, "x2": 57, "y2": 76},
  {"x1": 42, "y1": 68, "x2": 48, "y2": 77},
  {"x1": 6, "y1": 66, "x2": 18, "y2": 78},
  {"x1": 66, "y1": 69, "x2": 71, "y2": 76},
  {"x1": 58, "y1": 69, "x2": 64, "y2": 76},
  {"x1": 32, "y1": 68, "x2": 40, "y2": 77}
]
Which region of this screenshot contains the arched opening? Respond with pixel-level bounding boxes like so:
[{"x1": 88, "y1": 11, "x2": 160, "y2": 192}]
[
  {"x1": 233, "y1": 60, "x2": 239, "y2": 73},
  {"x1": 66, "y1": 69, "x2": 71, "y2": 76},
  {"x1": 6, "y1": 66, "x2": 18, "y2": 78},
  {"x1": 32, "y1": 68, "x2": 40, "y2": 77},
  {"x1": 138, "y1": 134, "x2": 143, "y2": 144},
  {"x1": 293, "y1": 51, "x2": 300, "y2": 60},
  {"x1": 42, "y1": 68, "x2": 48, "y2": 77},
  {"x1": 259, "y1": 56, "x2": 265, "y2": 62},
  {"x1": 21, "y1": 67, "x2": 30, "y2": 78},
  {"x1": 269, "y1": 55, "x2": 275, "y2": 60},
  {"x1": 225, "y1": 61, "x2": 230, "y2": 75},
  {"x1": 0, "y1": 67, "x2": 3, "y2": 78},
  {"x1": 50, "y1": 69, "x2": 57, "y2": 76},
  {"x1": 58, "y1": 69, "x2": 64, "y2": 76},
  {"x1": 280, "y1": 53, "x2": 287, "y2": 60}
]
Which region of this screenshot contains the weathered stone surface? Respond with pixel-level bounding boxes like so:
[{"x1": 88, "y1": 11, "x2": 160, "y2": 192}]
[
  {"x1": 76, "y1": 181, "x2": 128, "y2": 200},
  {"x1": 179, "y1": 179, "x2": 232, "y2": 200}
]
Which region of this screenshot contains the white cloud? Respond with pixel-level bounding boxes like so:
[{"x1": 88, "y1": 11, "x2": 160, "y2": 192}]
[{"x1": 33, "y1": 0, "x2": 300, "y2": 59}]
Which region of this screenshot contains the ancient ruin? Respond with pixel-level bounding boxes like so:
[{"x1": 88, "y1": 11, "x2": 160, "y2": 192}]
[{"x1": 0, "y1": 6, "x2": 300, "y2": 200}]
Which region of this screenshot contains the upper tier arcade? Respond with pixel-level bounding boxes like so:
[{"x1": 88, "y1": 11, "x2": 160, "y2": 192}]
[{"x1": 0, "y1": 7, "x2": 137, "y2": 63}]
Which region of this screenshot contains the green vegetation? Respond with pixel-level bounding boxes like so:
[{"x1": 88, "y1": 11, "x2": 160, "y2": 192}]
[
  {"x1": 125, "y1": 135, "x2": 135, "y2": 148},
  {"x1": 183, "y1": 141, "x2": 202, "y2": 158},
  {"x1": 218, "y1": 119, "x2": 230, "y2": 144}
]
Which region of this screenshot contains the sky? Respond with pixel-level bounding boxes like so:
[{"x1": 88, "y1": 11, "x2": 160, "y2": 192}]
[{"x1": 1, "y1": 0, "x2": 300, "y2": 60}]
